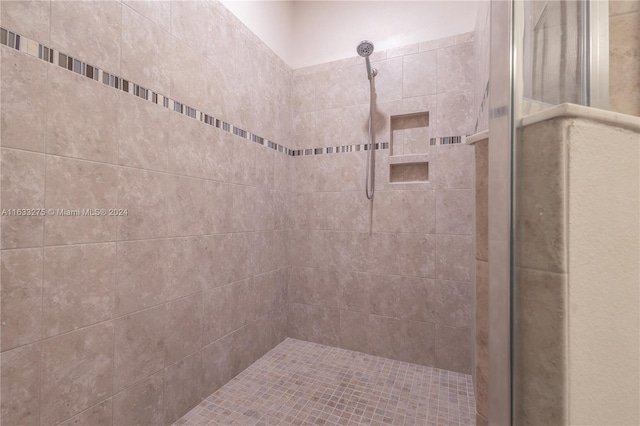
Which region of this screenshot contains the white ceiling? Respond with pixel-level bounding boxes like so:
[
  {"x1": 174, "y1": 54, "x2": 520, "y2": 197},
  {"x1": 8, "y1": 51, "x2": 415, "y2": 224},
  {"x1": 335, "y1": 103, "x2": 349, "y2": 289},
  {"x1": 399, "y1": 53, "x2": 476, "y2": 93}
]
[{"x1": 221, "y1": 0, "x2": 478, "y2": 69}]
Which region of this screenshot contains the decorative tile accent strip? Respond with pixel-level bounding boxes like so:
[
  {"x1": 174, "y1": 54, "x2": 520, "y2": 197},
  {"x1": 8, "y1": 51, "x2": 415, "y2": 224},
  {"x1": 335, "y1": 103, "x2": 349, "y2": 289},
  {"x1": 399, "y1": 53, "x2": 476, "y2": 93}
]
[
  {"x1": 432, "y1": 136, "x2": 463, "y2": 146},
  {"x1": 0, "y1": 27, "x2": 465, "y2": 159},
  {"x1": 0, "y1": 27, "x2": 293, "y2": 154}
]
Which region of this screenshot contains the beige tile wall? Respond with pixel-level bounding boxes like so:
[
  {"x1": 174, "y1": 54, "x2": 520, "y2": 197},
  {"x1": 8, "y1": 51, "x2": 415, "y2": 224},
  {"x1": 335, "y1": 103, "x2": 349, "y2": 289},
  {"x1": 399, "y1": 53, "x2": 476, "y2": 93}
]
[
  {"x1": 288, "y1": 33, "x2": 476, "y2": 374},
  {"x1": 610, "y1": 1, "x2": 640, "y2": 116},
  {"x1": 0, "y1": 1, "x2": 291, "y2": 425},
  {"x1": 473, "y1": 138, "x2": 489, "y2": 425},
  {"x1": 0, "y1": 1, "x2": 480, "y2": 424},
  {"x1": 513, "y1": 118, "x2": 570, "y2": 425}
]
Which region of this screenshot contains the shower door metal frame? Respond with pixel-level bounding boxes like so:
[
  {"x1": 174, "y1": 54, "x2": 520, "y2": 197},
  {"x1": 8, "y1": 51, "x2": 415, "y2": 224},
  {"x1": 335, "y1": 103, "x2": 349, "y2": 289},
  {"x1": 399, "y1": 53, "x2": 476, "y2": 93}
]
[
  {"x1": 585, "y1": 0, "x2": 609, "y2": 109},
  {"x1": 487, "y1": 0, "x2": 514, "y2": 424}
]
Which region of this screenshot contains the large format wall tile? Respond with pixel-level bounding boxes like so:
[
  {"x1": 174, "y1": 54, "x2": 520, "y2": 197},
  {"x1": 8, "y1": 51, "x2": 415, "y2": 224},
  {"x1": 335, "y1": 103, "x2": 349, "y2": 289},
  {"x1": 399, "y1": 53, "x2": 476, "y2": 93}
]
[
  {"x1": 168, "y1": 113, "x2": 233, "y2": 182},
  {"x1": 371, "y1": 233, "x2": 436, "y2": 278},
  {"x1": 168, "y1": 176, "x2": 233, "y2": 236},
  {"x1": 317, "y1": 65, "x2": 368, "y2": 110},
  {"x1": 1, "y1": 49, "x2": 47, "y2": 152},
  {"x1": 436, "y1": 235, "x2": 473, "y2": 282},
  {"x1": 476, "y1": 260, "x2": 490, "y2": 418},
  {"x1": 42, "y1": 243, "x2": 116, "y2": 337},
  {"x1": 398, "y1": 320, "x2": 436, "y2": 365},
  {"x1": 516, "y1": 120, "x2": 567, "y2": 273},
  {"x1": 288, "y1": 267, "x2": 342, "y2": 309},
  {"x1": 170, "y1": 0, "x2": 217, "y2": 64},
  {"x1": 368, "y1": 315, "x2": 402, "y2": 360},
  {"x1": 117, "y1": 167, "x2": 171, "y2": 241},
  {"x1": 0, "y1": 343, "x2": 41, "y2": 426},
  {"x1": 475, "y1": 139, "x2": 489, "y2": 261},
  {"x1": 314, "y1": 105, "x2": 369, "y2": 148},
  {"x1": 515, "y1": 267, "x2": 567, "y2": 425},
  {"x1": 403, "y1": 50, "x2": 438, "y2": 97},
  {"x1": 123, "y1": 0, "x2": 171, "y2": 31},
  {"x1": 113, "y1": 305, "x2": 166, "y2": 392},
  {"x1": 339, "y1": 309, "x2": 370, "y2": 354},
  {"x1": 232, "y1": 137, "x2": 257, "y2": 185},
  {"x1": 58, "y1": 399, "x2": 112, "y2": 426},
  {"x1": 165, "y1": 294, "x2": 203, "y2": 366},
  {"x1": 164, "y1": 237, "x2": 206, "y2": 301},
  {"x1": 1, "y1": 148, "x2": 45, "y2": 249},
  {"x1": 372, "y1": 57, "x2": 403, "y2": 102},
  {"x1": 609, "y1": 10, "x2": 640, "y2": 116},
  {"x1": 436, "y1": 189, "x2": 474, "y2": 235},
  {"x1": 122, "y1": 6, "x2": 172, "y2": 96},
  {"x1": 293, "y1": 73, "x2": 318, "y2": 114},
  {"x1": 339, "y1": 271, "x2": 372, "y2": 313},
  {"x1": 46, "y1": 64, "x2": 119, "y2": 164},
  {"x1": 435, "y1": 143, "x2": 474, "y2": 189},
  {"x1": 437, "y1": 42, "x2": 474, "y2": 93},
  {"x1": 50, "y1": 0, "x2": 122, "y2": 72},
  {"x1": 0, "y1": 0, "x2": 50, "y2": 42},
  {"x1": 115, "y1": 238, "x2": 169, "y2": 316},
  {"x1": 288, "y1": 303, "x2": 340, "y2": 347},
  {"x1": 373, "y1": 190, "x2": 436, "y2": 233},
  {"x1": 44, "y1": 156, "x2": 118, "y2": 245},
  {"x1": 40, "y1": 322, "x2": 114, "y2": 425},
  {"x1": 256, "y1": 145, "x2": 276, "y2": 189},
  {"x1": 168, "y1": 38, "x2": 225, "y2": 116},
  {"x1": 203, "y1": 281, "x2": 246, "y2": 346},
  {"x1": 201, "y1": 335, "x2": 236, "y2": 398},
  {"x1": 118, "y1": 94, "x2": 171, "y2": 172},
  {"x1": 198, "y1": 234, "x2": 236, "y2": 290},
  {"x1": 163, "y1": 351, "x2": 203, "y2": 424},
  {"x1": 315, "y1": 191, "x2": 369, "y2": 232},
  {"x1": 1, "y1": 248, "x2": 43, "y2": 350},
  {"x1": 113, "y1": 371, "x2": 165, "y2": 426},
  {"x1": 434, "y1": 279, "x2": 473, "y2": 328},
  {"x1": 435, "y1": 90, "x2": 474, "y2": 137},
  {"x1": 435, "y1": 324, "x2": 471, "y2": 373}
]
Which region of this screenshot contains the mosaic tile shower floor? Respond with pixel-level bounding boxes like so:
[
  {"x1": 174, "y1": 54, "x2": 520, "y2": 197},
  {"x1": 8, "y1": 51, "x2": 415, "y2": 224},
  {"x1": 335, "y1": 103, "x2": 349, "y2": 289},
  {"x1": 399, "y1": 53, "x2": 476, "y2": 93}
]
[{"x1": 175, "y1": 338, "x2": 475, "y2": 425}]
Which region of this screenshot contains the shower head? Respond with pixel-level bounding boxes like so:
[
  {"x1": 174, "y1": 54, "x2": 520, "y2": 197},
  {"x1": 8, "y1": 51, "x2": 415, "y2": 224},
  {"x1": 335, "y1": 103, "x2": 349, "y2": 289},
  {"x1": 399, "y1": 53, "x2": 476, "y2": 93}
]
[
  {"x1": 357, "y1": 40, "x2": 377, "y2": 80},
  {"x1": 357, "y1": 40, "x2": 375, "y2": 57}
]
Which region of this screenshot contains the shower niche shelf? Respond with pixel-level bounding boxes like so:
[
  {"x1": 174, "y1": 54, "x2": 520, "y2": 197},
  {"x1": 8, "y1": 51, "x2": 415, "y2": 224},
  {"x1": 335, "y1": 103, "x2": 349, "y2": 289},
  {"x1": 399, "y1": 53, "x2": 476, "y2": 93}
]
[
  {"x1": 388, "y1": 111, "x2": 430, "y2": 183},
  {"x1": 390, "y1": 112, "x2": 430, "y2": 156},
  {"x1": 388, "y1": 154, "x2": 429, "y2": 183}
]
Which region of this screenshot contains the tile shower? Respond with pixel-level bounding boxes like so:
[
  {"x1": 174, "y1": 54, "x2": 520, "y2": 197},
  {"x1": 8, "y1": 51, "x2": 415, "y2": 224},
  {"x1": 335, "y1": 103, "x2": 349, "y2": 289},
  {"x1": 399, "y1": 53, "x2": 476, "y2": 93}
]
[{"x1": 0, "y1": 1, "x2": 478, "y2": 425}]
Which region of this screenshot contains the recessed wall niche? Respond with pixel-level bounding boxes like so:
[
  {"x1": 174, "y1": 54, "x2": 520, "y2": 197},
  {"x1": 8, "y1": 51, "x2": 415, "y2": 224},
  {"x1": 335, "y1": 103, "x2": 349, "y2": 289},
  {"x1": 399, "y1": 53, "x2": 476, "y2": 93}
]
[
  {"x1": 390, "y1": 112, "x2": 430, "y2": 156},
  {"x1": 389, "y1": 161, "x2": 429, "y2": 183}
]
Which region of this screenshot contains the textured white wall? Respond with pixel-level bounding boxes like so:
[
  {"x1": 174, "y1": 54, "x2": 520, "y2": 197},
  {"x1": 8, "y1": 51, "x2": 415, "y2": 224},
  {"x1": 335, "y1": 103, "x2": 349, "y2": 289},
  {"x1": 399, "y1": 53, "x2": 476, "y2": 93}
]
[
  {"x1": 567, "y1": 118, "x2": 640, "y2": 425},
  {"x1": 222, "y1": 0, "x2": 478, "y2": 69}
]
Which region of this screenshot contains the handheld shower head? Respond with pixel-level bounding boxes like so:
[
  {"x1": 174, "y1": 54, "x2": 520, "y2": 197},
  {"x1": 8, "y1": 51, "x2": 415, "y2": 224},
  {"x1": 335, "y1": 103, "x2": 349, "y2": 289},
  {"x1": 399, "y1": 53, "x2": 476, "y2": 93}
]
[
  {"x1": 357, "y1": 40, "x2": 375, "y2": 58},
  {"x1": 356, "y1": 40, "x2": 377, "y2": 80}
]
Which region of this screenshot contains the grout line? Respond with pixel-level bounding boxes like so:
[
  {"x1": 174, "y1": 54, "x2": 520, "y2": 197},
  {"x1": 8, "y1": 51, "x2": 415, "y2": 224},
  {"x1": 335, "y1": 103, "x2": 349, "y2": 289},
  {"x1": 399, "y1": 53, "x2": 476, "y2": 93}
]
[
  {"x1": 1, "y1": 229, "x2": 294, "y2": 252},
  {"x1": 0, "y1": 263, "x2": 289, "y2": 355},
  {"x1": 37, "y1": 8, "x2": 52, "y2": 420},
  {"x1": 112, "y1": 10, "x2": 124, "y2": 423}
]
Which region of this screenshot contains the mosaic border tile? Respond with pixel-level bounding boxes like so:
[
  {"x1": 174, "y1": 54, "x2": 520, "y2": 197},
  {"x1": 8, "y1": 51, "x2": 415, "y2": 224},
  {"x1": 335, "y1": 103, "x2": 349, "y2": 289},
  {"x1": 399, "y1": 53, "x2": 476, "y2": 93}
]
[{"x1": 1, "y1": 27, "x2": 465, "y2": 158}]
